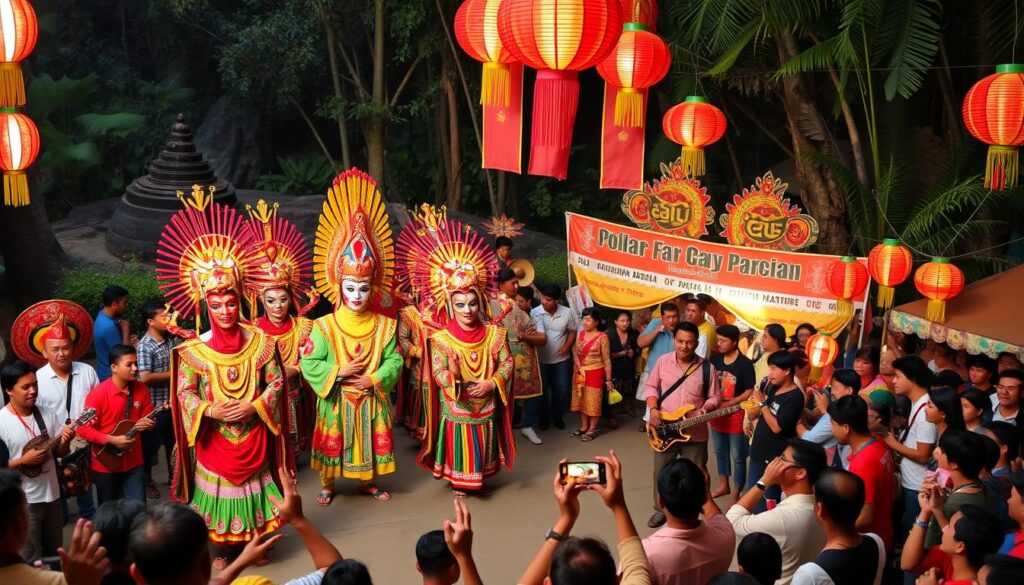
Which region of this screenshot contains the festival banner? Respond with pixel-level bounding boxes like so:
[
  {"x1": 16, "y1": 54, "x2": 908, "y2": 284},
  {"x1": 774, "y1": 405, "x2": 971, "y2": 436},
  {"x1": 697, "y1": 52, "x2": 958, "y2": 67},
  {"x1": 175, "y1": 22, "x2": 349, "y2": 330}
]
[
  {"x1": 620, "y1": 159, "x2": 715, "y2": 238},
  {"x1": 482, "y1": 62, "x2": 523, "y2": 173},
  {"x1": 566, "y1": 213, "x2": 870, "y2": 335},
  {"x1": 718, "y1": 172, "x2": 819, "y2": 251},
  {"x1": 599, "y1": 84, "x2": 647, "y2": 190}
]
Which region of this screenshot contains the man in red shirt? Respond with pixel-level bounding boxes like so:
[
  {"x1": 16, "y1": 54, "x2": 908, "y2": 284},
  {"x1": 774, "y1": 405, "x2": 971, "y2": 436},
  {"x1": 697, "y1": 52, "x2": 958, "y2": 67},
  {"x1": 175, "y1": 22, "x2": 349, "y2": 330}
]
[
  {"x1": 829, "y1": 395, "x2": 895, "y2": 550},
  {"x1": 900, "y1": 501, "x2": 1003, "y2": 585},
  {"x1": 78, "y1": 344, "x2": 155, "y2": 504}
]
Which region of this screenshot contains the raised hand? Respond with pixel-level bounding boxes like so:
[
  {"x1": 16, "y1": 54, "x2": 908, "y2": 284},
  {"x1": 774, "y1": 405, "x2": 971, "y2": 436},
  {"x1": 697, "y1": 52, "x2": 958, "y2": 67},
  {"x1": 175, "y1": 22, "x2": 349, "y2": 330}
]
[
  {"x1": 587, "y1": 451, "x2": 626, "y2": 510},
  {"x1": 553, "y1": 459, "x2": 582, "y2": 523},
  {"x1": 444, "y1": 499, "x2": 474, "y2": 560},
  {"x1": 268, "y1": 465, "x2": 303, "y2": 525},
  {"x1": 59, "y1": 519, "x2": 110, "y2": 585}
]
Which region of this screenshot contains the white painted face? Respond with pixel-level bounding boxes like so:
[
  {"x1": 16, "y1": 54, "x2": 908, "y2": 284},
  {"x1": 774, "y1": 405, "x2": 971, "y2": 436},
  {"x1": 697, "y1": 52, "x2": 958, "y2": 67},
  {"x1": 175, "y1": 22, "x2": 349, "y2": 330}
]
[
  {"x1": 451, "y1": 291, "x2": 481, "y2": 328},
  {"x1": 262, "y1": 288, "x2": 291, "y2": 324},
  {"x1": 341, "y1": 278, "x2": 372, "y2": 312}
]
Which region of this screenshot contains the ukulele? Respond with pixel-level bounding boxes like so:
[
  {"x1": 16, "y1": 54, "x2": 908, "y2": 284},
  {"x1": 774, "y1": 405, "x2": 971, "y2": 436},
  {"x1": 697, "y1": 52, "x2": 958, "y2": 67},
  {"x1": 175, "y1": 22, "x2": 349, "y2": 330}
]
[
  {"x1": 19, "y1": 408, "x2": 97, "y2": 478},
  {"x1": 646, "y1": 400, "x2": 762, "y2": 453},
  {"x1": 91, "y1": 403, "x2": 170, "y2": 470}
]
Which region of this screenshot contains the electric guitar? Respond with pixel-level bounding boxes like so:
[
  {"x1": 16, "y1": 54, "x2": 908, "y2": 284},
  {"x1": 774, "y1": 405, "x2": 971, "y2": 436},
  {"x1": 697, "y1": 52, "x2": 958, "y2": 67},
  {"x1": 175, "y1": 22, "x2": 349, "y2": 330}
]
[
  {"x1": 91, "y1": 402, "x2": 170, "y2": 470},
  {"x1": 646, "y1": 400, "x2": 761, "y2": 453},
  {"x1": 19, "y1": 408, "x2": 97, "y2": 478}
]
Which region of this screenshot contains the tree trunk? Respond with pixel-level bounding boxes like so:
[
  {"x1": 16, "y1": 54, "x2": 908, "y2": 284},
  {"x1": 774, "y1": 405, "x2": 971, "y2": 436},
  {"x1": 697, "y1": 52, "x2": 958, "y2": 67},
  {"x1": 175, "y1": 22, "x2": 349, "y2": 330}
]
[
  {"x1": 0, "y1": 174, "x2": 65, "y2": 305},
  {"x1": 442, "y1": 60, "x2": 462, "y2": 210},
  {"x1": 775, "y1": 33, "x2": 851, "y2": 253},
  {"x1": 436, "y1": 61, "x2": 452, "y2": 206},
  {"x1": 365, "y1": 0, "x2": 388, "y2": 184},
  {"x1": 317, "y1": 1, "x2": 351, "y2": 170},
  {"x1": 496, "y1": 171, "x2": 507, "y2": 214}
]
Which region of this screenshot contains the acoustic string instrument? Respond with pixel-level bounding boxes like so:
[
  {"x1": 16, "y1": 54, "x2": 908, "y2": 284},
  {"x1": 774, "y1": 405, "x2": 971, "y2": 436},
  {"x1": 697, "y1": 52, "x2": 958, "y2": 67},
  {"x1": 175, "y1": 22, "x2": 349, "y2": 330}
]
[
  {"x1": 91, "y1": 402, "x2": 170, "y2": 470},
  {"x1": 19, "y1": 408, "x2": 97, "y2": 478},
  {"x1": 646, "y1": 400, "x2": 761, "y2": 453}
]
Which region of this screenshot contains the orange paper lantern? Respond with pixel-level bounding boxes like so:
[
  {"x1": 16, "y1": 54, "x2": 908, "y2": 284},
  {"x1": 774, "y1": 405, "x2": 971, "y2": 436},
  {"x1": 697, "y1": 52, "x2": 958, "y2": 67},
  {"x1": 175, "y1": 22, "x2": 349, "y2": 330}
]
[
  {"x1": 498, "y1": 0, "x2": 623, "y2": 179},
  {"x1": 596, "y1": 23, "x2": 670, "y2": 127},
  {"x1": 454, "y1": 0, "x2": 518, "y2": 107},
  {"x1": 0, "y1": 0, "x2": 37, "y2": 108},
  {"x1": 0, "y1": 109, "x2": 38, "y2": 207},
  {"x1": 963, "y1": 64, "x2": 1024, "y2": 190},
  {"x1": 867, "y1": 239, "x2": 913, "y2": 309},
  {"x1": 662, "y1": 96, "x2": 726, "y2": 177},
  {"x1": 805, "y1": 332, "x2": 839, "y2": 382},
  {"x1": 913, "y1": 257, "x2": 965, "y2": 323},
  {"x1": 826, "y1": 256, "x2": 869, "y2": 313}
]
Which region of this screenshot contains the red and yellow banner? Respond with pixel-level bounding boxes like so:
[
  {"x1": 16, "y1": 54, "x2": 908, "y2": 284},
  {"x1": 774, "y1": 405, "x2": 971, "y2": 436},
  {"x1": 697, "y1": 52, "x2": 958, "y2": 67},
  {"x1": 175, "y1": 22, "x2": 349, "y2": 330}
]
[
  {"x1": 566, "y1": 213, "x2": 870, "y2": 335},
  {"x1": 482, "y1": 62, "x2": 524, "y2": 173},
  {"x1": 600, "y1": 84, "x2": 647, "y2": 190}
]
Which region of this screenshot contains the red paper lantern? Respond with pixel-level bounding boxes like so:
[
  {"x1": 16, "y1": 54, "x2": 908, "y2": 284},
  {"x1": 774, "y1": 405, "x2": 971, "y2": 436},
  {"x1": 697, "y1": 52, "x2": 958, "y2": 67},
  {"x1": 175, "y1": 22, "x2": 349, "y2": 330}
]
[
  {"x1": 0, "y1": 109, "x2": 38, "y2": 207},
  {"x1": 0, "y1": 0, "x2": 37, "y2": 108},
  {"x1": 454, "y1": 0, "x2": 518, "y2": 107},
  {"x1": 619, "y1": 0, "x2": 657, "y2": 30},
  {"x1": 596, "y1": 23, "x2": 670, "y2": 127},
  {"x1": 963, "y1": 64, "x2": 1024, "y2": 190},
  {"x1": 805, "y1": 332, "x2": 839, "y2": 382},
  {"x1": 826, "y1": 255, "x2": 869, "y2": 313},
  {"x1": 867, "y1": 239, "x2": 913, "y2": 309},
  {"x1": 662, "y1": 96, "x2": 726, "y2": 177},
  {"x1": 914, "y1": 257, "x2": 965, "y2": 323},
  {"x1": 498, "y1": 0, "x2": 623, "y2": 179}
]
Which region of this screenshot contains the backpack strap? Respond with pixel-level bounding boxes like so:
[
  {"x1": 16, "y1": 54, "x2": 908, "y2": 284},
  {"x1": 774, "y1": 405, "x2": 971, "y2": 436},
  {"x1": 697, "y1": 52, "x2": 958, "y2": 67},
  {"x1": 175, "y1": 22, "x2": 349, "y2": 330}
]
[
  {"x1": 701, "y1": 359, "x2": 711, "y2": 400},
  {"x1": 64, "y1": 369, "x2": 74, "y2": 424},
  {"x1": 30, "y1": 407, "x2": 48, "y2": 439}
]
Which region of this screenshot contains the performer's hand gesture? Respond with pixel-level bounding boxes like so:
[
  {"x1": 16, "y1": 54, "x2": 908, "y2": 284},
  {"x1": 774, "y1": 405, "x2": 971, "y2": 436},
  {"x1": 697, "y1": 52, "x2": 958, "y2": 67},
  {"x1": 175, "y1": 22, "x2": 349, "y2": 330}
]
[
  {"x1": 468, "y1": 379, "x2": 495, "y2": 398},
  {"x1": 350, "y1": 375, "x2": 374, "y2": 392},
  {"x1": 338, "y1": 361, "x2": 364, "y2": 379}
]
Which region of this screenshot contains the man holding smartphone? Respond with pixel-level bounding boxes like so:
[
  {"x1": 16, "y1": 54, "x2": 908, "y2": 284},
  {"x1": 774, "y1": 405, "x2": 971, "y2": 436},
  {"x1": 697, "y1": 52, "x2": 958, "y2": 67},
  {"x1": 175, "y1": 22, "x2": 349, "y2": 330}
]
[{"x1": 645, "y1": 322, "x2": 720, "y2": 528}]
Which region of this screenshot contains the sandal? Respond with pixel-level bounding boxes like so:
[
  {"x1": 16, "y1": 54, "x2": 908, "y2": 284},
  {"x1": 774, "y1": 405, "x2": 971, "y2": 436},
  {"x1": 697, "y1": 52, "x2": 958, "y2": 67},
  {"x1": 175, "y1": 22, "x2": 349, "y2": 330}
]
[
  {"x1": 580, "y1": 430, "x2": 598, "y2": 442},
  {"x1": 315, "y1": 490, "x2": 335, "y2": 507},
  {"x1": 360, "y1": 486, "x2": 391, "y2": 501},
  {"x1": 570, "y1": 429, "x2": 586, "y2": 438},
  {"x1": 147, "y1": 482, "x2": 160, "y2": 500}
]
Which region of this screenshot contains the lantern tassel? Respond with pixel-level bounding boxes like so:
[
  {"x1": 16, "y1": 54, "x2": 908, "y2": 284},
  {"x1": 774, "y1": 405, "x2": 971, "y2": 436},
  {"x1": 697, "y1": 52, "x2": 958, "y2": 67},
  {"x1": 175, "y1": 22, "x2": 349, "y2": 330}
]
[
  {"x1": 533, "y1": 70, "x2": 579, "y2": 148},
  {"x1": 3, "y1": 171, "x2": 29, "y2": 207},
  {"x1": 614, "y1": 88, "x2": 644, "y2": 127},
  {"x1": 985, "y1": 146, "x2": 1018, "y2": 190},
  {"x1": 680, "y1": 146, "x2": 706, "y2": 177},
  {"x1": 926, "y1": 299, "x2": 947, "y2": 323},
  {"x1": 481, "y1": 62, "x2": 511, "y2": 108},
  {"x1": 809, "y1": 366, "x2": 823, "y2": 384},
  {"x1": 876, "y1": 285, "x2": 895, "y2": 309},
  {"x1": 0, "y1": 64, "x2": 26, "y2": 108}
]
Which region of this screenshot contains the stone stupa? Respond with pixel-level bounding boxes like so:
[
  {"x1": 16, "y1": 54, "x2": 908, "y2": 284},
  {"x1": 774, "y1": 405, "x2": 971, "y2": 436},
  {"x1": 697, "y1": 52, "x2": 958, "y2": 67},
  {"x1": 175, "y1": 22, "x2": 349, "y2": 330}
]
[{"x1": 106, "y1": 114, "x2": 237, "y2": 260}]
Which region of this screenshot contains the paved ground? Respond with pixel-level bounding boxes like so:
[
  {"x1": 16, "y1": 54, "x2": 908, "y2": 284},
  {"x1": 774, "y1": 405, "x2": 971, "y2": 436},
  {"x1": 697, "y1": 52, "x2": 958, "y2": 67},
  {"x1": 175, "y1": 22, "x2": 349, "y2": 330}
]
[{"x1": 76, "y1": 409, "x2": 733, "y2": 583}]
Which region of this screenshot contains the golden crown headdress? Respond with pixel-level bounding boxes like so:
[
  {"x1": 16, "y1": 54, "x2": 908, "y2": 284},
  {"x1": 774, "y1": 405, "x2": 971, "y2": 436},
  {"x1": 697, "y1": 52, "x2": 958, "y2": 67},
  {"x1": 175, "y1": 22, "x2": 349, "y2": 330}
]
[
  {"x1": 395, "y1": 203, "x2": 448, "y2": 308},
  {"x1": 156, "y1": 185, "x2": 255, "y2": 321},
  {"x1": 313, "y1": 168, "x2": 394, "y2": 309},
  {"x1": 482, "y1": 214, "x2": 525, "y2": 238},
  {"x1": 244, "y1": 199, "x2": 312, "y2": 308}
]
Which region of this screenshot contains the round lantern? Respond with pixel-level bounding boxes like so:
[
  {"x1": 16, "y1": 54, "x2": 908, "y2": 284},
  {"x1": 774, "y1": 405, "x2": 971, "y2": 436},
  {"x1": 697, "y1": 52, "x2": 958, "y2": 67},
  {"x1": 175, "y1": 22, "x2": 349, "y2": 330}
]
[
  {"x1": 498, "y1": 0, "x2": 623, "y2": 179},
  {"x1": 596, "y1": 23, "x2": 671, "y2": 127},
  {"x1": 620, "y1": 0, "x2": 657, "y2": 30},
  {"x1": 454, "y1": 0, "x2": 517, "y2": 107},
  {"x1": 805, "y1": 332, "x2": 839, "y2": 383},
  {"x1": 962, "y1": 64, "x2": 1024, "y2": 190},
  {"x1": 0, "y1": 109, "x2": 39, "y2": 207},
  {"x1": 867, "y1": 239, "x2": 913, "y2": 310},
  {"x1": 825, "y1": 256, "x2": 869, "y2": 313},
  {"x1": 914, "y1": 257, "x2": 965, "y2": 323},
  {"x1": 662, "y1": 96, "x2": 727, "y2": 177},
  {"x1": 0, "y1": 0, "x2": 37, "y2": 108}
]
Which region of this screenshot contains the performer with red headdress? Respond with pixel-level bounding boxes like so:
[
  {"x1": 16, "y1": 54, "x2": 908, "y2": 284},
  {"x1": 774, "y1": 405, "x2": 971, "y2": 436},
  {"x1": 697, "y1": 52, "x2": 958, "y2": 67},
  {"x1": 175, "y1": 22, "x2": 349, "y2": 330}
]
[
  {"x1": 244, "y1": 199, "x2": 318, "y2": 454},
  {"x1": 412, "y1": 218, "x2": 515, "y2": 496},
  {"x1": 157, "y1": 185, "x2": 291, "y2": 567},
  {"x1": 300, "y1": 169, "x2": 401, "y2": 507}
]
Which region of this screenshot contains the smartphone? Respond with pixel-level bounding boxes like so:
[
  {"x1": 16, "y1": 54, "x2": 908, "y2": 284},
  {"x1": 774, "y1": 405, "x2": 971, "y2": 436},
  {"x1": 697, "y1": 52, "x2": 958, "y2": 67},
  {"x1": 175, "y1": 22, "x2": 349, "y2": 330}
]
[
  {"x1": 39, "y1": 556, "x2": 61, "y2": 571},
  {"x1": 559, "y1": 461, "x2": 607, "y2": 486},
  {"x1": 933, "y1": 468, "x2": 952, "y2": 490}
]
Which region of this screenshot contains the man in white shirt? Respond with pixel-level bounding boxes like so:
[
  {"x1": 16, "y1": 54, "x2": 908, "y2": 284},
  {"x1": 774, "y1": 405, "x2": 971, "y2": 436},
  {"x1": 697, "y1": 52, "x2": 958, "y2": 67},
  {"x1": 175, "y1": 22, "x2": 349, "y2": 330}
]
[
  {"x1": 34, "y1": 317, "x2": 99, "y2": 520},
  {"x1": 0, "y1": 361, "x2": 73, "y2": 562},
  {"x1": 722, "y1": 439, "x2": 827, "y2": 585},
  {"x1": 882, "y1": 356, "x2": 937, "y2": 540},
  {"x1": 989, "y1": 369, "x2": 1022, "y2": 425},
  {"x1": 523, "y1": 284, "x2": 578, "y2": 444}
]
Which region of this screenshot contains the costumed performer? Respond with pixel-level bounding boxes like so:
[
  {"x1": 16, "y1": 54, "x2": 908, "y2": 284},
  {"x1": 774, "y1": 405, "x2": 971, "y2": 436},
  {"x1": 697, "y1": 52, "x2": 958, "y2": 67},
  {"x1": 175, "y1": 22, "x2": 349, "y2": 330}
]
[
  {"x1": 490, "y1": 267, "x2": 545, "y2": 419},
  {"x1": 394, "y1": 204, "x2": 448, "y2": 440},
  {"x1": 413, "y1": 219, "x2": 515, "y2": 496},
  {"x1": 157, "y1": 185, "x2": 292, "y2": 567},
  {"x1": 245, "y1": 199, "x2": 319, "y2": 454},
  {"x1": 300, "y1": 168, "x2": 401, "y2": 507}
]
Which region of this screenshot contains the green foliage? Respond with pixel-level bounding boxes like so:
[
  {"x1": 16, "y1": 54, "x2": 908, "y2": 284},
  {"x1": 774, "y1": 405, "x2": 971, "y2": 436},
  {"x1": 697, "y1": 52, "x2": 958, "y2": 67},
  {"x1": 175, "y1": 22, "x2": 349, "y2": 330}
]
[
  {"x1": 55, "y1": 264, "x2": 165, "y2": 335},
  {"x1": 533, "y1": 253, "x2": 570, "y2": 291},
  {"x1": 256, "y1": 156, "x2": 334, "y2": 195}
]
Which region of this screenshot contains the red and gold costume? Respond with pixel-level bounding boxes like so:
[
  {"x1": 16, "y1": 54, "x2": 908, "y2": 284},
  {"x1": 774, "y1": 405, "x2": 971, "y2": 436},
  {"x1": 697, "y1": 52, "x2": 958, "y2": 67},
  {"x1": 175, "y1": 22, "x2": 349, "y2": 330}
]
[
  {"x1": 411, "y1": 219, "x2": 515, "y2": 491},
  {"x1": 157, "y1": 186, "x2": 291, "y2": 546},
  {"x1": 245, "y1": 199, "x2": 317, "y2": 451},
  {"x1": 572, "y1": 330, "x2": 611, "y2": 417}
]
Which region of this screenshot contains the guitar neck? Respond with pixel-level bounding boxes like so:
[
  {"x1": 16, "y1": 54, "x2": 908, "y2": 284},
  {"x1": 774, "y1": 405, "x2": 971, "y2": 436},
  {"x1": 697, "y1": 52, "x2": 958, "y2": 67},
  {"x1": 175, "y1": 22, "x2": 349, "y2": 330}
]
[
  {"x1": 123, "y1": 407, "x2": 165, "y2": 439},
  {"x1": 667, "y1": 403, "x2": 745, "y2": 430}
]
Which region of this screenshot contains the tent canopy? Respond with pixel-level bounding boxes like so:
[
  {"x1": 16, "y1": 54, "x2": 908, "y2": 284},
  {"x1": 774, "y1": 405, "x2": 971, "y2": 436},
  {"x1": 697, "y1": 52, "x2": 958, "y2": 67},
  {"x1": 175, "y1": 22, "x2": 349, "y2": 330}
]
[{"x1": 889, "y1": 263, "x2": 1024, "y2": 359}]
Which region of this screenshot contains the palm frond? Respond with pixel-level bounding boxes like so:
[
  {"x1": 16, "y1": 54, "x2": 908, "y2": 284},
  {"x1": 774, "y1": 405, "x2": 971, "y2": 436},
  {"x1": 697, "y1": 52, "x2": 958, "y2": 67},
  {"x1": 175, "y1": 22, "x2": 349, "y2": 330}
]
[
  {"x1": 834, "y1": 0, "x2": 886, "y2": 66},
  {"x1": 707, "y1": 21, "x2": 761, "y2": 75},
  {"x1": 776, "y1": 36, "x2": 840, "y2": 77},
  {"x1": 75, "y1": 113, "x2": 147, "y2": 137},
  {"x1": 878, "y1": 0, "x2": 942, "y2": 100}
]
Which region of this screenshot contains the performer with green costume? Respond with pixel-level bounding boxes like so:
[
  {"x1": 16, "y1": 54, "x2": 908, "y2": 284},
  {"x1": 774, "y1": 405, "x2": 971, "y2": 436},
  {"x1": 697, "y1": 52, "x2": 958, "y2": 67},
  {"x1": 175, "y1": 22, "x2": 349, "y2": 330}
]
[{"x1": 300, "y1": 168, "x2": 401, "y2": 506}]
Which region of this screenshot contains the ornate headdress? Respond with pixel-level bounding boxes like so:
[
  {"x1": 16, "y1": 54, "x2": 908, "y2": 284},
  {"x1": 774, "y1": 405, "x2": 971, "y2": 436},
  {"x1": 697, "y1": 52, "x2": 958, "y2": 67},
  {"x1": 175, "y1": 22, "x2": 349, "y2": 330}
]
[
  {"x1": 406, "y1": 218, "x2": 499, "y2": 324},
  {"x1": 156, "y1": 185, "x2": 255, "y2": 322},
  {"x1": 395, "y1": 203, "x2": 448, "y2": 309},
  {"x1": 244, "y1": 199, "x2": 314, "y2": 312},
  {"x1": 313, "y1": 168, "x2": 394, "y2": 309},
  {"x1": 11, "y1": 300, "x2": 94, "y2": 367},
  {"x1": 482, "y1": 214, "x2": 524, "y2": 238}
]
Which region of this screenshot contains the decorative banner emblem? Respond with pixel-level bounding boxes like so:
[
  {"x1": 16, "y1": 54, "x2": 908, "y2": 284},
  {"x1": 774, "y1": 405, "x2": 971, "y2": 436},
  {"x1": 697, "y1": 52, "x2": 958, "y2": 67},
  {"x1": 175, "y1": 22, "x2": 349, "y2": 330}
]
[
  {"x1": 719, "y1": 172, "x2": 819, "y2": 251},
  {"x1": 620, "y1": 159, "x2": 715, "y2": 238}
]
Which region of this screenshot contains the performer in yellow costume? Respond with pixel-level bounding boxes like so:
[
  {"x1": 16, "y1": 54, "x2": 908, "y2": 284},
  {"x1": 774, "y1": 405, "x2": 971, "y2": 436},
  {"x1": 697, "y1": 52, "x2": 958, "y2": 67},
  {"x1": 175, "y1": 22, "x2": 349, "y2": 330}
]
[
  {"x1": 412, "y1": 218, "x2": 515, "y2": 496},
  {"x1": 300, "y1": 169, "x2": 401, "y2": 506},
  {"x1": 157, "y1": 186, "x2": 291, "y2": 567},
  {"x1": 245, "y1": 199, "x2": 319, "y2": 453}
]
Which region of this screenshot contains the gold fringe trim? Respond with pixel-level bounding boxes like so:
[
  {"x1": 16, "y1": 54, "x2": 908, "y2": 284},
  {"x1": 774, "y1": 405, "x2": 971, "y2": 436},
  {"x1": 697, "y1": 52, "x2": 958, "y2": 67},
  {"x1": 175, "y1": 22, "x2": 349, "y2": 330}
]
[
  {"x1": 0, "y1": 63, "x2": 26, "y2": 107},
  {"x1": 876, "y1": 285, "x2": 895, "y2": 309},
  {"x1": 985, "y1": 146, "x2": 1019, "y2": 190},
  {"x1": 680, "y1": 146, "x2": 706, "y2": 177},
  {"x1": 481, "y1": 63, "x2": 510, "y2": 107},
  {"x1": 614, "y1": 88, "x2": 644, "y2": 127},
  {"x1": 926, "y1": 299, "x2": 946, "y2": 323},
  {"x1": 3, "y1": 171, "x2": 28, "y2": 207}
]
